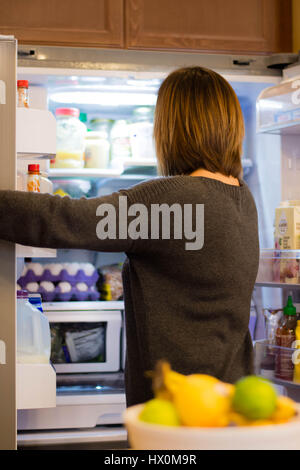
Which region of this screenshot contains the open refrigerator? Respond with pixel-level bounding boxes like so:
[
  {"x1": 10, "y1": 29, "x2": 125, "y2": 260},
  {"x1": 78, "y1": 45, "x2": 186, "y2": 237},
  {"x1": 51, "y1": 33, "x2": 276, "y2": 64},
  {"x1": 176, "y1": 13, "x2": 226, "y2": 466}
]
[{"x1": 1, "y1": 37, "x2": 300, "y2": 449}]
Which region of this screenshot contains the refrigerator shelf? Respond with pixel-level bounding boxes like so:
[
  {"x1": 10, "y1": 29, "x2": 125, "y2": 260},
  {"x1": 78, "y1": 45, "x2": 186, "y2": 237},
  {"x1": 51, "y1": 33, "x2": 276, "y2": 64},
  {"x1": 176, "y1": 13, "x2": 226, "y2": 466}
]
[
  {"x1": 260, "y1": 249, "x2": 300, "y2": 259},
  {"x1": 16, "y1": 245, "x2": 57, "y2": 259},
  {"x1": 255, "y1": 281, "x2": 300, "y2": 289},
  {"x1": 16, "y1": 108, "x2": 56, "y2": 158},
  {"x1": 17, "y1": 363, "x2": 56, "y2": 410},
  {"x1": 258, "y1": 121, "x2": 300, "y2": 135},
  {"x1": 48, "y1": 168, "x2": 122, "y2": 179}
]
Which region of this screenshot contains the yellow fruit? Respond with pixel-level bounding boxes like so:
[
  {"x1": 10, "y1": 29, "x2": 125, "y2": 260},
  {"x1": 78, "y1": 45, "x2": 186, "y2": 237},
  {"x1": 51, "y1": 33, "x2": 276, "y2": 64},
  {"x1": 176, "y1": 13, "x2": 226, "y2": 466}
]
[
  {"x1": 164, "y1": 369, "x2": 187, "y2": 395},
  {"x1": 229, "y1": 411, "x2": 273, "y2": 427},
  {"x1": 271, "y1": 396, "x2": 297, "y2": 423},
  {"x1": 172, "y1": 375, "x2": 232, "y2": 427},
  {"x1": 229, "y1": 411, "x2": 250, "y2": 426},
  {"x1": 139, "y1": 398, "x2": 180, "y2": 426}
]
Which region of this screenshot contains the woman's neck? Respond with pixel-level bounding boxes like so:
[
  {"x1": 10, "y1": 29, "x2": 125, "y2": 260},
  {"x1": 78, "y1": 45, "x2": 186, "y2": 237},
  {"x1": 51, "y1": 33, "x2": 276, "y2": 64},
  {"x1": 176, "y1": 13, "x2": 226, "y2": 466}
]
[{"x1": 189, "y1": 168, "x2": 240, "y2": 186}]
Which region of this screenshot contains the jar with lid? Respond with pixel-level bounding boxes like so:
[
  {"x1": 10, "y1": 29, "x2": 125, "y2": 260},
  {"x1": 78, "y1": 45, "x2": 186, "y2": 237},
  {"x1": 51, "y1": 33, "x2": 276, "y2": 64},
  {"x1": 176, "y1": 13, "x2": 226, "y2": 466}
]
[
  {"x1": 17, "y1": 80, "x2": 29, "y2": 108},
  {"x1": 110, "y1": 120, "x2": 132, "y2": 169},
  {"x1": 52, "y1": 108, "x2": 86, "y2": 169},
  {"x1": 129, "y1": 107, "x2": 156, "y2": 161},
  {"x1": 84, "y1": 123, "x2": 110, "y2": 169}
]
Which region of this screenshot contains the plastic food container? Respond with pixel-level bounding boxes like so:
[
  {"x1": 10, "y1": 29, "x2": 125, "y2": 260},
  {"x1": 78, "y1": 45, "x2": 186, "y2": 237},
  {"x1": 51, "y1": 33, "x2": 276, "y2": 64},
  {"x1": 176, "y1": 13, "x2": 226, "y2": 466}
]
[
  {"x1": 53, "y1": 108, "x2": 86, "y2": 169},
  {"x1": 17, "y1": 290, "x2": 51, "y2": 364},
  {"x1": 129, "y1": 107, "x2": 156, "y2": 161},
  {"x1": 84, "y1": 130, "x2": 110, "y2": 169},
  {"x1": 124, "y1": 404, "x2": 300, "y2": 450},
  {"x1": 110, "y1": 120, "x2": 132, "y2": 169}
]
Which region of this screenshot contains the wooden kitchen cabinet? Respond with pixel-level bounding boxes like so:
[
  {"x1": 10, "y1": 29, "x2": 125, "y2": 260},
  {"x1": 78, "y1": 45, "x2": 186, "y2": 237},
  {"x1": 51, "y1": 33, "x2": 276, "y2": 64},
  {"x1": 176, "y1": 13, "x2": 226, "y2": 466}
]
[
  {"x1": 0, "y1": 0, "x2": 124, "y2": 48},
  {"x1": 125, "y1": 0, "x2": 292, "y2": 54}
]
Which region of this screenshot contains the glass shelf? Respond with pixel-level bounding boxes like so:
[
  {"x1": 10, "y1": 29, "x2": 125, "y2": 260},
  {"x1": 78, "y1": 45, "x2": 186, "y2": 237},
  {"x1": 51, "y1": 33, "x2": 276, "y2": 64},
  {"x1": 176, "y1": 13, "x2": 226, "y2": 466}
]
[
  {"x1": 48, "y1": 168, "x2": 122, "y2": 179},
  {"x1": 256, "y1": 249, "x2": 300, "y2": 287}
]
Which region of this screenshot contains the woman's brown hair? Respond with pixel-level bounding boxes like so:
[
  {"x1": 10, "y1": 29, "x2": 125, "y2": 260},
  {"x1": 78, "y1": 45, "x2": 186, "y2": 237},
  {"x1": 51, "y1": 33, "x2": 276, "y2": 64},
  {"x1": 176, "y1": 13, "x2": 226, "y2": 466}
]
[{"x1": 154, "y1": 66, "x2": 244, "y2": 178}]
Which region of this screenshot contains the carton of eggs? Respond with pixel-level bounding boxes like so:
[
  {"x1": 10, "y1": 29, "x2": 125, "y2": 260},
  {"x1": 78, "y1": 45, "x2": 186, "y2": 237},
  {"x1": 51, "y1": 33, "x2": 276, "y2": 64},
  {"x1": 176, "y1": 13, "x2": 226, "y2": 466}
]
[
  {"x1": 19, "y1": 263, "x2": 100, "y2": 302},
  {"x1": 18, "y1": 262, "x2": 99, "y2": 287}
]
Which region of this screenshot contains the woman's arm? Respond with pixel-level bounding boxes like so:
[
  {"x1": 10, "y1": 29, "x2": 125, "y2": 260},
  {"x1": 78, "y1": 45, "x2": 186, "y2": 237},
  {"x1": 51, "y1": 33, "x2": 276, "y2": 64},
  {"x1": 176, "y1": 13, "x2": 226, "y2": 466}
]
[{"x1": 0, "y1": 189, "x2": 134, "y2": 253}]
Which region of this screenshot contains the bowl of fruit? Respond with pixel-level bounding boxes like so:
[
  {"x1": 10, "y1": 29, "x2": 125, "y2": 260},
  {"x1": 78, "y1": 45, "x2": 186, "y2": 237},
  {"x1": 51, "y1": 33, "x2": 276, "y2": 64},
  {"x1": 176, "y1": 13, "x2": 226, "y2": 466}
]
[{"x1": 123, "y1": 362, "x2": 300, "y2": 450}]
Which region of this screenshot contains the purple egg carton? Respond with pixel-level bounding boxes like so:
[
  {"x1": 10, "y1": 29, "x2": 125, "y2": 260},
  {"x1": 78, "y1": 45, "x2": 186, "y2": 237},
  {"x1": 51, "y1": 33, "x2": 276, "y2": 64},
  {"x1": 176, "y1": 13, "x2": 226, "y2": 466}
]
[
  {"x1": 18, "y1": 268, "x2": 99, "y2": 288},
  {"x1": 24, "y1": 285, "x2": 100, "y2": 302}
]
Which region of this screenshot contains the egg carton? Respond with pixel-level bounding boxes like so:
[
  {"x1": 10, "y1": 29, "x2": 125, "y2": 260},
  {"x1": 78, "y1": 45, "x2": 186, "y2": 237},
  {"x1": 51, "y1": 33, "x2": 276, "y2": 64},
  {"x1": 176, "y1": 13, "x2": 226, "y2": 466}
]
[
  {"x1": 37, "y1": 286, "x2": 100, "y2": 303},
  {"x1": 18, "y1": 268, "x2": 99, "y2": 288}
]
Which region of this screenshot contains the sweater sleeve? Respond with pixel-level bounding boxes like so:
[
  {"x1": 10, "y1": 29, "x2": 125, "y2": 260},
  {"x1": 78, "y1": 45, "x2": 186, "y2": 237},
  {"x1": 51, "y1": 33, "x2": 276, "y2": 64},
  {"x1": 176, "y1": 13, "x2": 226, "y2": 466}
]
[{"x1": 0, "y1": 189, "x2": 134, "y2": 253}]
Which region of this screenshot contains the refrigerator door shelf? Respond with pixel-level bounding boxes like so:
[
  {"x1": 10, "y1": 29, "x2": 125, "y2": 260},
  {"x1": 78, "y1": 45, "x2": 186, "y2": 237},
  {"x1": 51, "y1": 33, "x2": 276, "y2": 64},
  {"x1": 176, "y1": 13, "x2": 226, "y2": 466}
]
[
  {"x1": 16, "y1": 245, "x2": 57, "y2": 259},
  {"x1": 257, "y1": 76, "x2": 300, "y2": 135},
  {"x1": 16, "y1": 108, "x2": 56, "y2": 158},
  {"x1": 17, "y1": 363, "x2": 56, "y2": 410},
  {"x1": 256, "y1": 249, "x2": 300, "y2": 287}
]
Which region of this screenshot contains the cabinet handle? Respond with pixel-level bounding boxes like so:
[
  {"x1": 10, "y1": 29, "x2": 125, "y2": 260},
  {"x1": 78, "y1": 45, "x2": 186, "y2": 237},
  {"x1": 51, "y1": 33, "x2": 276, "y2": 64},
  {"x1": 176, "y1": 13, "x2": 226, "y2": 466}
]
[
  {"x1": 18, "y1": 50, "x2": 36, "y2": 57},
  {"x1": 233, "y1": 59, "x2": 253, "y2": 67}
]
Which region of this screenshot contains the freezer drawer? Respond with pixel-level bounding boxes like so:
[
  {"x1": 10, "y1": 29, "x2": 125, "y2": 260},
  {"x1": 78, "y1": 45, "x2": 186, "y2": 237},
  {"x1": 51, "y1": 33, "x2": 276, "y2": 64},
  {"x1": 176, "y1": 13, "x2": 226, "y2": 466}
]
[
  {"x1": 18, "y1": 391, "x2": 126, "y2": 431},
  {"x1": 17, "y1": 426, "x2": 128, "y2": 450}
]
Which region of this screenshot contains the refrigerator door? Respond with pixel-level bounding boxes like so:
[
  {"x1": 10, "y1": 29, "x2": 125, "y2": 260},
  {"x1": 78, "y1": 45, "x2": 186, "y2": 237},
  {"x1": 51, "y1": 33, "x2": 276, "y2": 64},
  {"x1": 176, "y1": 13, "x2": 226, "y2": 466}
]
[{"x1": 0, "y1": 35, "x2": 17, "y2": 450}]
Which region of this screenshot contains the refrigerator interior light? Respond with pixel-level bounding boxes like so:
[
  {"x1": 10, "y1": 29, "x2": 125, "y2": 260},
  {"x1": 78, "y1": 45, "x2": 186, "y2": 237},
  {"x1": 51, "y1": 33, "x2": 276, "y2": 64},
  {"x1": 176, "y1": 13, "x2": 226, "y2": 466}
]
[{"x1": 49, "y1": 91, "x2": 157, "y2": 106}]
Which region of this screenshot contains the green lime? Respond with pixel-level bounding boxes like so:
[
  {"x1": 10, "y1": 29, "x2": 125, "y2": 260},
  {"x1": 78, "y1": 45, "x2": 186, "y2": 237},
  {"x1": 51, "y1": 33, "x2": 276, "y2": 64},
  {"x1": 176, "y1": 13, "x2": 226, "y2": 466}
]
[
  {"x1": 232, "y1": 376, "x2": 277, "y2": 420},
  {"x1": 139, "y1": 398, "x2": 180, "y2": 426}
]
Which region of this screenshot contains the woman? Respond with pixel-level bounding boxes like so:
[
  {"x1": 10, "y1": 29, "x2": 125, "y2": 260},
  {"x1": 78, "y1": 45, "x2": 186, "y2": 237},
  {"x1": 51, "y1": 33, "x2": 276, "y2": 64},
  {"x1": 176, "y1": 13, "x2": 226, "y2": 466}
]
[{"x1": 0, "y1": 67, "x2": 259, "y2": 406}]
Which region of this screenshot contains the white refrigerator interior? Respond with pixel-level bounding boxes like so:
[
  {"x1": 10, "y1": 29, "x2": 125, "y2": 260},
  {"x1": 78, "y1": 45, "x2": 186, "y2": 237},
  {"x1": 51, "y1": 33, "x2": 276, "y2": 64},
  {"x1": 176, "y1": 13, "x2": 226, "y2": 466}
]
[{"x1": 0, "y1": 43, "x2": 295, "y2": 447}]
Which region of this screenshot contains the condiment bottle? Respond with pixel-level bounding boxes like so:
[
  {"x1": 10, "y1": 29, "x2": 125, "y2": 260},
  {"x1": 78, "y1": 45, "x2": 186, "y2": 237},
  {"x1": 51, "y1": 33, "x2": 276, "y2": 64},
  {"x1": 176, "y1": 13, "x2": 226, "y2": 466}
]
[
  {"x1": 17, "y1": 80, "x2": 29, "y2": 108},
  {"x1": 27, "y1": 164, "x2": 41, "y2": 193},
  {"x1": 260, "y1": 308, "x2": 283, "y2": 379},
  {"x1": 293, "y1": 320, "x2": 300, "y2": 383},
  {"x1": 275, "y1": 296, "x2": 297, "y2": 381}
]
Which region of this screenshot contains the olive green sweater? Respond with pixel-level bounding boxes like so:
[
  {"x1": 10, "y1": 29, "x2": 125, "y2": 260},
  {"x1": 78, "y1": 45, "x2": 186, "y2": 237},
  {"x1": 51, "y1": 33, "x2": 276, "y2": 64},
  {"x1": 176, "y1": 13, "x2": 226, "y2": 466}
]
[{"x1": 0, "y1": 176, "x2": 259, "y2": 406}]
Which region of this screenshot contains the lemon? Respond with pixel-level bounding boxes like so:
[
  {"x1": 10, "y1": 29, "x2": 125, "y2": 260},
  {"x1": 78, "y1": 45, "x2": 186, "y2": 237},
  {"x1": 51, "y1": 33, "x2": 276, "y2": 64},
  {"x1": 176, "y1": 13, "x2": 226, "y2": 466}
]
[
  {"x1": 232, "y1": 376, "x2": 277, "y2": 420},
  {"x1": 139, "y1": 398, "x2": 180, "y2": 426},
  {"x1": 172, "y1": 375, "x2": 232, "y2": 427},
  {"x1": 271, "y1": 396, "x2": 297, "y2": 423}
]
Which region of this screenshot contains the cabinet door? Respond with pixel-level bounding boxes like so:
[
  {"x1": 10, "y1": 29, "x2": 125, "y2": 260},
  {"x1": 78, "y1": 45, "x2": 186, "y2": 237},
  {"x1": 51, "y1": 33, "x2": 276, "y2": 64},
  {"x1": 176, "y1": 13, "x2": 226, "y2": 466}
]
[
  {"x1": 0, "y1": 0, "x2": 124, "y2": 48},
  {"x1": 126, "y1": 0, "x2": 291, "y2": 54}
]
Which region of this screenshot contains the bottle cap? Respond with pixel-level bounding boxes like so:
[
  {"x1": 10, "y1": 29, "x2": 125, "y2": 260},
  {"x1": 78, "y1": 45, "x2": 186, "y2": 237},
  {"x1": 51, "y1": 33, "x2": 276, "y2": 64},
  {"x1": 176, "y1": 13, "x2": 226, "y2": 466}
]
[
  {"x1": 79, "y1": 112, "x2": 87, "y2": 123},
  {"x1": 17, "y1": 290, "x2": 28, "y2": 299},
  {"x1": 55, "y1": 107, "x2": 80, "y2": 118},
  {"x1": 284, "y1": 295, "x2": 297, "y2": 316},
  {"x1": 28, "y1": 164, "x2": 40, "y2": 173},
  {"x1": 17, "y1": 80, "x2": 29, "y2": 88}
]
